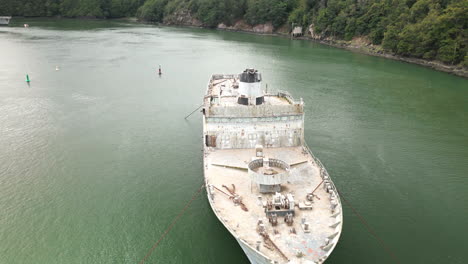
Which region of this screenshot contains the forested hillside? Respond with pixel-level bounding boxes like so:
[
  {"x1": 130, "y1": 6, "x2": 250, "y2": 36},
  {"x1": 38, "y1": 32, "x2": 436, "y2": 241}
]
[{"x1": 1, "y1": 0, "x2": 466, "y2": 66}]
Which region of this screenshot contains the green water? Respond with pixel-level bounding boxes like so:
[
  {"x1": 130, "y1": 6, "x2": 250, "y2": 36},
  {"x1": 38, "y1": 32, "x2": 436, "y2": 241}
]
[{"x1": 0, "y1": 19, "x2": 467, "y2": 264}]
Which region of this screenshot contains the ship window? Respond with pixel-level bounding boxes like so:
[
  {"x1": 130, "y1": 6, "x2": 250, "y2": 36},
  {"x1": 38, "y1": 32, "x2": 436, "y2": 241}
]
[
  {"x1": 281, "y1": 116, "x2": 288, "y2": 121},
  {"x1": 238, "y1": 97, "x2": 249, "y2": 105},
  {"x1": 256, "y1": 96, "x2": 264, "y2": 105},
  {"x1": 206, "y1": 135, "x2": 217, "y2": 147}
]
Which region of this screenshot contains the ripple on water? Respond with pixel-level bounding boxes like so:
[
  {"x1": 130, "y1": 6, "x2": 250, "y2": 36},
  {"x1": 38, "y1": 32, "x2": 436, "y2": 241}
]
[{"x1": 71, "y1": 93, "x2": 99, "y2": 104}]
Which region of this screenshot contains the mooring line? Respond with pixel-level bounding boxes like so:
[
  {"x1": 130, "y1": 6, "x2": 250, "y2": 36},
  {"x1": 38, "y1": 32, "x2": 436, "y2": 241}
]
[
  {"x1": 138, "y1": 184, "x2": 205, "y2": 264},
  {"x1": 184, "y1": 104, "x2": 204, "y2": 119},
  {"x1": 337, "y1": 190, "x2": 401, "y2": 264}
]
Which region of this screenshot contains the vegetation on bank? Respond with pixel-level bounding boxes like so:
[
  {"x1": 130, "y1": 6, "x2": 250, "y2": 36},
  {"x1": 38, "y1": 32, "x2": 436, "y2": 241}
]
[{"x1": 1, "y1": 0, "x2": 466, "y2": 66}]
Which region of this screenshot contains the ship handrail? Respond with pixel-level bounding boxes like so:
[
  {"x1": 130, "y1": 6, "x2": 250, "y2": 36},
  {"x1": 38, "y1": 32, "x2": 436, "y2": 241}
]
[
  {"x1": 303, "y1": 140, "x2": 343, "y2": 259},
  {"x1": 211, "y1": 74, "x2": 237, "y2": 80},
  {"x1": 266, "y1": 89, "x2": 302, "y2": 105},
  {"x1": 302, "y1": 141, "x2": 341, "y2": 201}
]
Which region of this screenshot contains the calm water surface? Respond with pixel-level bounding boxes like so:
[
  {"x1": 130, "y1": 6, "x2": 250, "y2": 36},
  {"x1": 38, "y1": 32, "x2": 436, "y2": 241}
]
[{"x1": 0, "y1": 19, "x2": 467, "y2": 264}]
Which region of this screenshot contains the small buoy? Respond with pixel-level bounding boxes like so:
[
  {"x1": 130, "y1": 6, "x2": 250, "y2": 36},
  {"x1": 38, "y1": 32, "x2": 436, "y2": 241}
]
[
  {"x1": 55, "y1": 66, "x2": 59, "y2": 71},
  {"x1": 26, "y1": 74, "x2": 30, "y2": 83}
]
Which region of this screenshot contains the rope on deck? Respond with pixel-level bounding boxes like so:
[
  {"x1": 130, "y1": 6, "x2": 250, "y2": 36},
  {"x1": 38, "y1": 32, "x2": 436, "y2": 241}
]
[{"x1": 138, "y1": 184, "x2": 205, "y2": 264}]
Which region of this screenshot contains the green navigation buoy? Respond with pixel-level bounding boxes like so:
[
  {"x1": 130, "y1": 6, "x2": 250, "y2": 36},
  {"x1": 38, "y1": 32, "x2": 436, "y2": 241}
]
[{"x1": 26, "y1": 74, "x2": 30, "y2": 83}]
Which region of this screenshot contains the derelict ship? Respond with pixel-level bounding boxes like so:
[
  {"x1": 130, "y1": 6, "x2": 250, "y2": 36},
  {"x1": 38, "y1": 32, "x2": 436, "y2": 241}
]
[{"x1": 202, "y1": 69, "x2": 342, "y2": 263}]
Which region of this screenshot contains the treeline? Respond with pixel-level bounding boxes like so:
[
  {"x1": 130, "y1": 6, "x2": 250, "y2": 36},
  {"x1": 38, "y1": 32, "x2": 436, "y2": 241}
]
[
  {"x1": 135, "y1": 0, "x2": 296, "y2": 28},
  {"x1": 0, "y1": 0, "x2": 145, "y2": 18},
  {"x1": 1, "y1": 0, "x2": 466, "y2": 65},
  {"x1": 302, "y1": 0, "x2": 468, "y2": 65}
]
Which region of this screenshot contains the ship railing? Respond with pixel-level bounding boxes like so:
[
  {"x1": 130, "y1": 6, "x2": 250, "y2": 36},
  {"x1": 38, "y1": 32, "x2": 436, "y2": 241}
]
[
  {"x1": 303, "y1": 140, "x2": 343, "y2": 252},
  {"x1": 211, "y1": 74, "x2": 237, "y2": 80},
  {"x1": 206, "y1": 74, "x2": 238, "y2": 98},
  {"x1": 267, "y1": 89, "x2": 303, "y2": 105},
  {"x1": 303, "y1": 141, "x2": 340, "y2": 200}
]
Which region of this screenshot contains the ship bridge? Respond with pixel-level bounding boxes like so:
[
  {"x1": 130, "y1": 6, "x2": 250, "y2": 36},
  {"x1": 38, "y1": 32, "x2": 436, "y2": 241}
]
[{"x1": 203, "y1": 69, "x2": 305, "y2": 149}]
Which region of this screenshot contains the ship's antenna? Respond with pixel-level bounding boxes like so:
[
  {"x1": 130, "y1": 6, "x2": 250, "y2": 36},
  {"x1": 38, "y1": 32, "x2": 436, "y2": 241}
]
[{"x1": 138, "y1": 184, "x2": 205, "y2": 264}]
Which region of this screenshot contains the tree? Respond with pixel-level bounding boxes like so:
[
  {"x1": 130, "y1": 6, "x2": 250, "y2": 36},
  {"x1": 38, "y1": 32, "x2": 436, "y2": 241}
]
[{"x1": 137, "y1": 0, "x2": 168, "y2": 21}]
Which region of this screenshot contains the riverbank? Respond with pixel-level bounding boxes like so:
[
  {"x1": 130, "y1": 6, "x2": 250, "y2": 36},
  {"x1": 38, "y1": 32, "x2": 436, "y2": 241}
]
[
  {"x1": 237, "y1": 31, "x2": 466, "y2": 78},
  {"x1": 301, "y1": 36, "x2": 468, "y2": 79},
  {"x1": 216, "y1": 30, "x2": 467, "y2": 79},
  {"x1": 158, "y1": 14, "x2": 468, "y2": 79}
]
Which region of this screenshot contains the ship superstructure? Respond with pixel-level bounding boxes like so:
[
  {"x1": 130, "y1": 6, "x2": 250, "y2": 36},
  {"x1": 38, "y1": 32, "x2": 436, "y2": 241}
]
[{"x1": 202, "y1": 69, "x2": 342, "y2": 263}]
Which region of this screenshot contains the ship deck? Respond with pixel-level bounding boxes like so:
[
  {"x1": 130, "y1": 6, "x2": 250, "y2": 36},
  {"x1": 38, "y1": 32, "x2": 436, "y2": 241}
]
[{"x1": 204, "y1": 146, "x2": 341, "y2": 263}]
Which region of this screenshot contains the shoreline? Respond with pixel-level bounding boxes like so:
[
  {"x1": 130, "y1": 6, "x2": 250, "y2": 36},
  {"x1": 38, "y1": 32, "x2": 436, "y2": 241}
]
[
  {"x1": 308, "y1": 37, "x2": 468, "y2": 79},
  {"x1": 210, "y1": 27, "x2": 468, "y2": 79}
]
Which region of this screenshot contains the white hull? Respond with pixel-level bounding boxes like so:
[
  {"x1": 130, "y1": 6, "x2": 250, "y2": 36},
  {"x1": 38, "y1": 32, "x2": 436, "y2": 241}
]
[
  {"x1": 236, "y1": 237, "x2": 333, "y2": 264},
  {"x1": 237, "y1": 237, "x2": 271, "y2": 264}
]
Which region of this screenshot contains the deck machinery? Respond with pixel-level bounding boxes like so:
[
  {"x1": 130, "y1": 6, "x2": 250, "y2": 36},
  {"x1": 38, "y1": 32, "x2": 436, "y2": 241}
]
[{"x1": 202, "y1": 69, "x2": 343, "y2": 263}]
